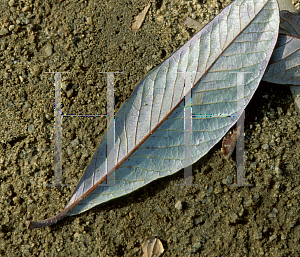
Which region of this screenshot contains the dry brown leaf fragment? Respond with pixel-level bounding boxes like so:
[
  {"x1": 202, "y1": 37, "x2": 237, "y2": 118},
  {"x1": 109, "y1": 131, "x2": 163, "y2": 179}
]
[
  {"x1": 140, "y1": 237, "x2": 164, "y2": 257},
  {"x1": 221, "y1": 124, "x2": 242, "y2": 161},
  {"x1": 132, "y1": 2, "x2": 151, "y2": 33}
]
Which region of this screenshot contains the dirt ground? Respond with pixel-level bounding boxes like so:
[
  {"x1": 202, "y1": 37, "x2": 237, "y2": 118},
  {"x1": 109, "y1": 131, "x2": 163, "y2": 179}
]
[{"x1": 0, "y1": 0, "x2": 300, "y2": 256}]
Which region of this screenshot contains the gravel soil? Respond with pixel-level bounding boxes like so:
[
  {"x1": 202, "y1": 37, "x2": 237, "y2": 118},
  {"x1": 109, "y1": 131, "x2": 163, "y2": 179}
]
[{"x1": 0, "y1": 0, "x2": 300, "y2": 256}]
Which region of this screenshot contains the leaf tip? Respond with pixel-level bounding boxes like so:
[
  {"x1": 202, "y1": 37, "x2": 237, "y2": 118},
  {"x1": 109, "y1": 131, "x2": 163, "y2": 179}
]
[{"x1": 25, "y1": 220, "x2": 31, "y2": 229}]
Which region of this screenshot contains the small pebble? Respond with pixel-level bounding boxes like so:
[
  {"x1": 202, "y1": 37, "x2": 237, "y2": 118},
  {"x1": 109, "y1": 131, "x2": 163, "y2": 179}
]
[
  {"x1": 253, "y1": 194, "x2": 260, "y2": 202},
  {"x1": 191, "y1": 243, "x2": 201, "y2": 253},
  {"x1": 175, "y1": 200, "x2": 183, "y2": 210},
  {"x1": 222, "y1": 175, "x2": 233, "y2": 184},
  {"x1": 86, "y1": 17, "x2": 93, "y2": 25},
  {"x1": 13, "y1": 196, "x2": 21, "y2": 204},
  {"x1": 261, "y1": 143, "x2": 269, "y2": 150},
  {"x1": 8, "y1": 0, "x2": 15, "y2": 7},
  {"x1": 71, "y1": 138, "x2": 79, "y2": 147},
  {"x1": 28, "y1": 124, "x2": 35, "y2": 133},
  {"x1": 229, "y1": 211, "x2": 238, "y2": 223},
  {"x1": 8, "y1": 25, "x2": 15, "y2": 31},
  {"x1": 30, "y1": 64, "x2": 41, "y2": 77},
  {"x1": 156, "y1": 15, "x2": 164, "y2": 23},
  {"x1": 22, "y1": 5, "x2": 30, "y2": 12},
  {"x1": 207, "y1": 185, "x2": 213, "y2": 194},
  {"x1": 0, "y1": 28, "x2": 9, "y2": 36},
  {"x1": 250, "y1": 162, "x2": 257, "y2": 170},
  {"x1": 277, "y1": 107, "x2": 283, "y2": 115},
  {"x1": 128, "y1": 211, "x2": 134, "y2": 219},
  {"x1": 268, "y1": 211, "x2": 277, "y2": 218},
  {"x1": 43, "y1": 44, "x2": 53, "y2": 57},
  {"x1": 67, "y1": 89, "x2": 74, "y2": 98},
  {"x1": 275, "y1": 166, "x2": 282, "y2": 176},
  {"x1": 269, "y1": 234, "x2": 277, "y2": 241},
  {"x1": 194, "y1": 217, "x2": 203, "y2": 225}
]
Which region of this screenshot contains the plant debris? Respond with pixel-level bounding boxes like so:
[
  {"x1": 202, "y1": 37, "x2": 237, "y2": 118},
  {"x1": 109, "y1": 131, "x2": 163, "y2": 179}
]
[
  {"x1": 132, "y1": 1, "x2": 151, "y2": 33},
  {"x1": 140, "y1": 237, "x2": 164, "y2": 257},
  {"x1": 221, "y1": 124, "x2": 242, "y2": 161}
]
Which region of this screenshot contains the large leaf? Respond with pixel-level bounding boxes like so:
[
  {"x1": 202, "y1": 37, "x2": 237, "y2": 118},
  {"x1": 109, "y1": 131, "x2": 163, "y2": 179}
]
[
  {"x1": 26, "y1": 0, "x2": 279, "y2": 229},
  {"x1": 262, "y1": 10, "x2": 300, "y2": 85}
]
